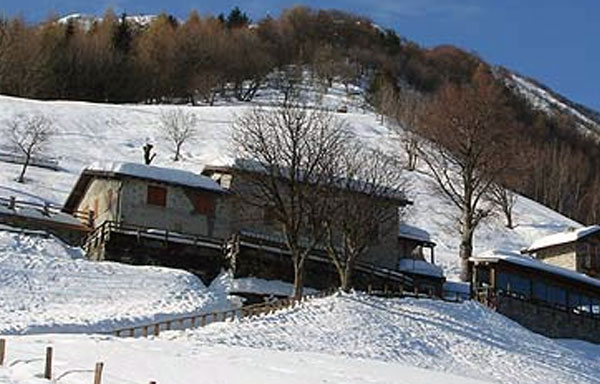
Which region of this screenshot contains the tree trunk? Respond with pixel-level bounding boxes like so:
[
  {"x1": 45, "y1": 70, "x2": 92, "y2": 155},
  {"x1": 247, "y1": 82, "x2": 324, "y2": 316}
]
[
  {"x1": 341, "y1": 257, "x2": 354, "y2": 292},
  {"x1": 17, "y1": 154, "x2": 30, "y2": 183},
  {"x1": 174, "y1": 143, "x2": 181, "y2": 161},
  {"x1": 504, "y1": 208, "x2": 513, "y2": 229},
  {"x1": 459, "y1": 225, "x2": 474, "y2": 282},
  {"x1": 292, "y1": 251, "x2": 305, "y2": 299}
]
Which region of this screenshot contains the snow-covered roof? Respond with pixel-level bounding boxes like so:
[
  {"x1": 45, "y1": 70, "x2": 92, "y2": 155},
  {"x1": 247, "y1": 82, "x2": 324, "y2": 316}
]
[
  {"x1": 86, "y1": 162, "x2": 224, "y2": 192},
  {"x1": 398, "y1": 224, "x2": 435, "y2": 246},
  {"x1": 471, "y1": 249, "x2": 600, "y2": 289},
  {"x1": 397, "y1": 259, "x2": 444, "y2": 278},
  {"x1": 523, "y1": 225, "x2": 600, "y2": 253},
  {"x1": 203, "y1": 158, "x2": 411, "y2": 204},
  {"x1": 63, "y1": 162, "x2": 225, "y2": 213}
]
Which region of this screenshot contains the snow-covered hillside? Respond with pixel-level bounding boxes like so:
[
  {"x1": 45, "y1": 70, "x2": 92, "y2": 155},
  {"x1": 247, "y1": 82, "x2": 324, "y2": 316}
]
[
  {"x1": 1, "y1": 293, "x2": 599, "y2": 384},
  {"x1": 0, "y1": 228, "x2": 234, "y2": 334},
  {"x1": 503, "y1": 71, "x2": 600, "y2": 140},
  {"x1": 0, "y1": 90, "x2": 581, "y2": 280}
]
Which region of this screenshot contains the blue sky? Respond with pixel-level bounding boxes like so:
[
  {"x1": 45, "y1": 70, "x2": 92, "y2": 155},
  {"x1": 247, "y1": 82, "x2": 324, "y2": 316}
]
[{"x1": 2, "y1": 1, "x2": 598, "y2": 111}]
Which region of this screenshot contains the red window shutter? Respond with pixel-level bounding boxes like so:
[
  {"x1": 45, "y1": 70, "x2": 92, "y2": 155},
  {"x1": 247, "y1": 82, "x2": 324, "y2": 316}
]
[
  {"x1": 147, "y1": 186, "x2": 167, "y2": 207},
  {"x1": 194, "y1": 193, "x2": 214, "y2": 215}
]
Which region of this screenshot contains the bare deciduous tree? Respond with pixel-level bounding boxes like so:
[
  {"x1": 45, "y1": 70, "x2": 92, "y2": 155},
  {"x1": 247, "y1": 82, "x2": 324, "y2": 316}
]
[
  {"x1": 232, "y1": 102, "x2": 347, "y2": 298},
  {"x1": 488, "y1": 184, "x2": 518, "y2": 229},
  {"x1": 5, "y1": 114, "x2": 54, "y2": 183},
  {"x1": 418, "y1": 66, "x2": 516, "y2": 281},
  {"x1": 159, "y1": 108, "x2": 198, "y2": 161},
  {"x1": 323, "y1": 145, "x2": 406, "y2": 291}
]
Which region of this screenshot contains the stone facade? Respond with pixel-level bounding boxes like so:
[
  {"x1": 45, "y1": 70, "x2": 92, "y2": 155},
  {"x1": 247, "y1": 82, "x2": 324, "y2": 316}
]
[
  {"x1": 534, "y1": 233, "x2": 600, "y2": 278},
  {"x1": 76, "y1": 177, "x2": 226, "y2": 238},
  {"x1": 536, "y1": 243, "x2": 577, "y2": 270},
  {"x1": 206, "y1": 167, "x2": 402, "y2": 271}
]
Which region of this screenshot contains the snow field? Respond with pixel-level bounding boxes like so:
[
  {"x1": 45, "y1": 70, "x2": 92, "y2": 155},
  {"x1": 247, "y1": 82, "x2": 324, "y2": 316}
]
[
  {"x1": 0, "y1": 336, "x2": 494, "y2": 384},
  {"x1": 0, "y1": 229, "x2": 234, "y2": 334},
  {"x1": 177, "y1": 292, "x2": 600, "y2": 384},
  {"x1": 2, "y1": 293, "x2": 599, "y2": 384}
]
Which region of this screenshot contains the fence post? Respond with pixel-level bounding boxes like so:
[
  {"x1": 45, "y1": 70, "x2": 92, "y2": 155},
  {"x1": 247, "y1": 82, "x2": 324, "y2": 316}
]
[
  {"x1": 153, "y1": 324, "x2": 160, "y2": 337},
  {"x1": 94, "y1": 362, "x2": 104, "y2": 384},
  {"x1": 0, "y1": 339, "x2": 5, "y2": 366},
  {"x1": 142, "y1": 326, "x2": 148, "y2": 337},
  {"x1": 8, "y1": 197, "x2": 15, "y2": 210},
  {"x1": 44, "y1": 346, "x2": 53, "y2": 379}
]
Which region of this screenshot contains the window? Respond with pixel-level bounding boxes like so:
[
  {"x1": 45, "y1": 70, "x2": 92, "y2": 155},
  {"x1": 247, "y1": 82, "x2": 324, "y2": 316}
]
[
  {"x1": 147, "y1": 185, "x2": 167, "y2": 207},
  {"x1": 194, "y1": 193, "x2": 215, "y2": 215},
  {"x1": 496, "y1": 272, "x2": 531, "y2": 298},
  {"x1": 533, "y1": 281, "x2": 547, "y2": 301},
  {"x1": 263, "y1": 205, "x2": 278, "y2": 226},
  {"x1": 548, "y1": 285, "x2": 567, "y2": 308}
]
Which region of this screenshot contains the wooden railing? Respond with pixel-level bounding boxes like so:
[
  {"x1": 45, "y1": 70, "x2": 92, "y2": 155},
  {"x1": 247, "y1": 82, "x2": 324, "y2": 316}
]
[
  {"x1": 474, "y1": 287, "x2": 600, "y2": 321},
  {"x1": 111, "y1": 288, "x2": 337, "y2": 338},
  {"x1": 0, "y1": 196, "x2": 91, "y2": 223},
  {"x1": 82, "y1": 220, "x2": 223, "y2": 252}
]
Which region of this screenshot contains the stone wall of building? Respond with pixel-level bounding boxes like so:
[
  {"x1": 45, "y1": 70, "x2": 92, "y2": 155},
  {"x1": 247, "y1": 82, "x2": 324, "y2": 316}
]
[
  {"x1": 214, "y1": 172, "x2": 403, "y2": 271},
  {"x1": 497, "y1": 295, "x2": 600, "y2": 344},
  {"x1": 536, "y1": 243, "x2": 577, "y2": 270},
  {"x1": 119, "y1": 178, "x2": 225, "y2": 238}
]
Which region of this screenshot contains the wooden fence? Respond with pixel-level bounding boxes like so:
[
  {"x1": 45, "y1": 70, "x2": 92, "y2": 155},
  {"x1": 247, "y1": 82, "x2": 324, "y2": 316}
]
[
  {"x1": 111, "y1": 288, "x2": 337, "y2": 338},
  {"x1": 0, "y1": 339, "x2": 149, "y2": 384},
  {"x1": 110, "y1": 285, "x2": 469, "y2": 338},
  {"x1": 0, "y1": 196, "x2": 91, "y2": 223}
]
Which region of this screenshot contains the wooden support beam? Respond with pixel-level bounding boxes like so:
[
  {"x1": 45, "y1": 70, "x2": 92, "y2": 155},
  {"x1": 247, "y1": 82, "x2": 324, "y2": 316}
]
[
  {"x1": 44, "y1": 347, "x2": 53, "y2": 379},
  {"x1": 94, "y1": 362, "x2": 104, "y2": 384},
  {"x1": 0, "y1": 339, "x2": 5, "y2": 366}
]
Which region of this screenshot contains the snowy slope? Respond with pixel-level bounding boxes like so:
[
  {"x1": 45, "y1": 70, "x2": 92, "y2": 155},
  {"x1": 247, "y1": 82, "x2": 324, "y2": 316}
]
[
  {"x1": 504, "y1": 72, "x2": 600, "y2": 140},
  {"x1": 0, "y1": 228, "x2": 234, "y2": 334},
  {"x1": 0, "y1": 91, "x2": 581, "y2": 280},
  {"x1": 0, "y1": 337, "x2": 492, "y2": 384},
  {"x1": 179, "y1": 293, "x2": 600, "y2": 384},
  {"x1": 2, "y1": 293, "x2": 599, "y2": 384}
]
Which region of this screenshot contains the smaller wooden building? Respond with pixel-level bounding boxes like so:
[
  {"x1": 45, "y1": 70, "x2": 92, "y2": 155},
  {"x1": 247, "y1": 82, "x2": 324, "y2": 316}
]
[
  {"x1": 521, "y1": 225, "x2": 600, "y2": 279},
  {"x1": 397, "y1": 224, "x2": 444, "y2": 295},
  {"x1": 63, "y1": 162, "x2": 227, "y2": 237},
  {"x1": 61, "y1": 162, "x2": 229, "y2": 282},
  {"x1": 471, "y1": 249, "x2": 600, "y2": 344}
]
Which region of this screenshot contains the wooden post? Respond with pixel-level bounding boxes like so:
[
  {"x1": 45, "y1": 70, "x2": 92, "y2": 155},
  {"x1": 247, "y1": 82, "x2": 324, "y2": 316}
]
[
  {"x1": 178, "y1": 319, "x2": 184, "y2": 329},
  {"x1": 191, "y1": 317, "x2": 196, "y2": 327},
  {"x1": 129, "y1": 328, "x2": 135, "y2": 337},
  {"x1": 201, "y1": 315, "x2": 206, "y2": 326},
  {"x1": 0, "y1": 339, "x2": 5, "y2": 366},
  {"x1": 142, "y1": 326, "x2": 148, "y2": 337},
  {"x1": 44, "y1": 346, "x2": 53, "y2": 379},
  {"x1": 94, "y1": 362, "x2": 104, "y2": 384},
  {"x1": 8, "y1": 197, "x2": 15, "y2": 210},
  {"x1": 165, "y1": 321, "x2": 171, "y2": 331},
  {"x1": 153, "y1": 324, "x2": 160, "y2": 336},
  {"x1": 213, "y1": 313, "x2": 218, "y2": 323}
]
